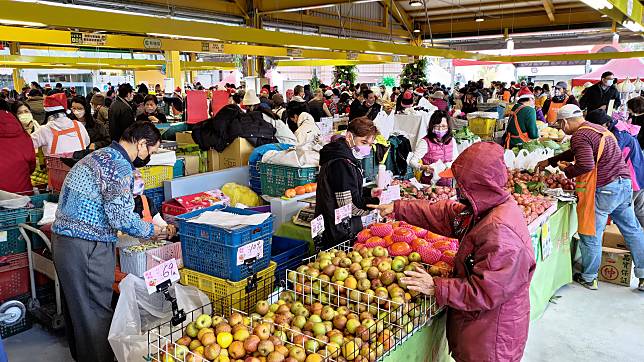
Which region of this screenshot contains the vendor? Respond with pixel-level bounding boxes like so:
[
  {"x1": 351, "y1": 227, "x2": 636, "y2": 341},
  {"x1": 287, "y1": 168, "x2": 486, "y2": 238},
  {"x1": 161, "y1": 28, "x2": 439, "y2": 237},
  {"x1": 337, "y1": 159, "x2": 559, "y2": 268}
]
[
  {"x1": 503, "y1": 87, "x2": 539, "y2": 148},
  {"x1": 543, "y1": 81, "x2": 578, "y2": 124},
  {"x1": 70, "y1": 96, "x2": 110, "y2": 150},
  {"x1": 315, "y1": 117, "x2": 379, "y2": 249},
  {"x1": 409, "y1": 110, "x2": 455, "y2": 185},
  {"x1": 308, "y1": 88, "x2": 332, "y2": 122},
  {"x1": 369, "y1": 142, "x2": 536, "y2": 362},
  {"x1": 536, "y1": 105, "x2": 644, "y2": 291},
  {"x1": 136, "y1": 94, "x2": 167, "y2": 124},
  {"x1": 461, "y1": 90, "x2": 478, "y2": 114},
  {"x1": 31, "y1": 92, "x2": 91, "y2": 156},
  {"x1": 51, "y1": 121, "x2": 166, "y2": 362},
  {"x1": 396, "y1": 90, "x2": 414, "y2": 114},
  {"x1": 0, "y1": 101, "x2": 36, "y2": 194}
]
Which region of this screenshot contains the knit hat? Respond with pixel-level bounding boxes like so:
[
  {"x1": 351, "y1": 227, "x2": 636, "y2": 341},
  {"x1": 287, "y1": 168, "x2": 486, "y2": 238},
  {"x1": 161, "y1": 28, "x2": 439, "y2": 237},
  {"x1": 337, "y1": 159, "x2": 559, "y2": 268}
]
[
  {"x1": 516, "y1": 87, "x2": 534, "y2": 101},
  {"x1": 555, "y1": 81, "x2": 568, "y2": 90},
  {"x1": 242, "y1": 89, "x2": 260, "y2": 106},
  {"x1": 401, "y1": 90, "x2": 414, "y2": 108},
  {"x1": 557, "y1": 104, "x2": 583, "y2": 120},
  {"x1": 286, "y1": 89, "x2": 294, "y2": 99},
  {"x1": 43, "y1": 92, "x2": 68, "y2": 112},
  {"x1": 259, "y1": 89, "x2": 269, "y2": 97}
]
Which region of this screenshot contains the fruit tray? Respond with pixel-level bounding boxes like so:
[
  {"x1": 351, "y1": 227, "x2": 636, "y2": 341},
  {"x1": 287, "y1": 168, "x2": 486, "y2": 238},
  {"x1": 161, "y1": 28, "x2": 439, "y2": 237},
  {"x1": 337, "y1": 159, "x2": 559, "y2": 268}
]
[
  {"x1": 147, "y1": 269, "x2": 425, "y2": 362},
  {"x1": 179, "y1": 262, "x2": 276, "y2": 309},
  {"x1": 177, "y1": 206, "x2": 274, "y2": 282},
  {"x1": 258, "y1": 162, "x2": 318, "y2": 197}
]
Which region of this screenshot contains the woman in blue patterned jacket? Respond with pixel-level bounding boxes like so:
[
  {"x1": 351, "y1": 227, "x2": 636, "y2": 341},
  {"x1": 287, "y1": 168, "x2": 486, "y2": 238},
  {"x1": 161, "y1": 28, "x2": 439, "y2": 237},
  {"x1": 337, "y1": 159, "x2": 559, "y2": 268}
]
[{"x1": 51, "y1": 121, "x2": 166, "y2": 362}]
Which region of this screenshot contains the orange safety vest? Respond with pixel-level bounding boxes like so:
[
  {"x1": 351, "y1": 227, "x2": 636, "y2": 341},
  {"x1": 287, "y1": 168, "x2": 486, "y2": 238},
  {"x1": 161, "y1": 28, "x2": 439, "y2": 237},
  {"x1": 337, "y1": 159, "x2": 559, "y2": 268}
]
[
  {"x1": 546, "y1": 96, "x2": 568, "y2": 125},
  {"x1": 575, "y1": 125, "x2": 615, "y2": 236},
  {"x1": 50, "y1": 120, "x2": 85, "y2": 154},
  {"x1": 505, "y1": 105, "x2": 531, "y2": 149},
  {"x1": 141, "y1": 195, "x2": 153, "y2": 222}
]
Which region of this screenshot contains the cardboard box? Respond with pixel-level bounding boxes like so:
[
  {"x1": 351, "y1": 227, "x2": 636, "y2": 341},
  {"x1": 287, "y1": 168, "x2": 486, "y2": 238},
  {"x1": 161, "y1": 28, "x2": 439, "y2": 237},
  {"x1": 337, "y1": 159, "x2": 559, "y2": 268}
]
[
  {"x1": 602, "y1": 224, "x2": 628, "y2": 250},
  {"x1": 176, "y1": 131, "x2": 194, "y2": 146},
  {"x1": 182, "y1": 155, "x2": 200, "y2": 176},
  {"x1": 219, "y1": 138, "x2": 254, "y2": 170},
  {"x1": 207, "y1": 149, "x2": 220, "y2": 172},
  {"x1": 598, "y1": 247, "x2": 633, "y2": 286}
]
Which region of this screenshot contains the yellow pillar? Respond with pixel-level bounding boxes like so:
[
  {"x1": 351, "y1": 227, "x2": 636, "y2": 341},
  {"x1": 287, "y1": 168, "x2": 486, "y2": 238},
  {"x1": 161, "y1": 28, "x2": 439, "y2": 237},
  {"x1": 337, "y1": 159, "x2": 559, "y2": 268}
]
[
  {"x1": 188, "y1": 53, "x2": 199, "y2": 85},
  {"x1": 9, "y1": 42, "x2": 24, "y2": 91},
  {"x1": 164, "y1": 50, "x2": 182, "y2": 91}
]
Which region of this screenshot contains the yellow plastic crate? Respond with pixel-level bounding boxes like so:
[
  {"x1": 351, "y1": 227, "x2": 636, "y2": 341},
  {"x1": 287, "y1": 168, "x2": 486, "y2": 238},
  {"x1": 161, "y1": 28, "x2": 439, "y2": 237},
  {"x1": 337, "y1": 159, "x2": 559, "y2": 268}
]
[
  {"x1": 179, "y1": 261, "x2": 277, "y2": 309},
  {"x1": 138, "y1": 166, "x2": 173, "y2": 190},
  {"x1": 468, "y1": 117, "x2": 497, "y2": 139}
]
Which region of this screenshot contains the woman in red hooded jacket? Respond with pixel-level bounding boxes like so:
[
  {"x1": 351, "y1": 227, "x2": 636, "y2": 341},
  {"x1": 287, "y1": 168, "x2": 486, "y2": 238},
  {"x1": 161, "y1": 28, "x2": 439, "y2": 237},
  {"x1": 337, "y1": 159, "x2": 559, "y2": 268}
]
[
  {"x1": 0, "y1": 100, "x2": 36, "y2": 194},
  {"x1": 370, "y1": 142, "x2": 536, "y2": 362}
]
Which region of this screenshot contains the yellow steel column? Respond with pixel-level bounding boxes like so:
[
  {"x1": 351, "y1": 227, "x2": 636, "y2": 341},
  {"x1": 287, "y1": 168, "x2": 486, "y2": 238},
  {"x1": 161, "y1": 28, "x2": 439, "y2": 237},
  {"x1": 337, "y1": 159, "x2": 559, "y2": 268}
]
[
  {"x1": 188, "y1": 53, "x2": 199, "y2": 85},
  {"x1": 9, "y1": 42, "x2": 24, "y2": 91},
  {"x1": 164, "y1": 50, "x2": 183, "y2": 90}
]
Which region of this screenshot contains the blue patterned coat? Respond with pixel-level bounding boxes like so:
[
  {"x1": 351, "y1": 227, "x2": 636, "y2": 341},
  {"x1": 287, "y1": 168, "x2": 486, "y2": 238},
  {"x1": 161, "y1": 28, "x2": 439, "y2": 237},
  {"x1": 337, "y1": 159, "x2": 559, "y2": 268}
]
[{"x1": 52, "y1": 143, "x2": 154, "y2": 242}]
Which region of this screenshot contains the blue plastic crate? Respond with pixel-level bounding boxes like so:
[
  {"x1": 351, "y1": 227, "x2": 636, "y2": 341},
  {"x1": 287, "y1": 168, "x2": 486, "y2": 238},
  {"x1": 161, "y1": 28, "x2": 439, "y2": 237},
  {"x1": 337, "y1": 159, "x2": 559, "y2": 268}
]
[
  {"x1": 178, "y1": 205, "x2": 274, "y2": 281},
  {"x1": 143, "y1": 187, "x2": 165, "y2": 211},
  {"x1": 0, "y1": 227, "x2": 27, "y2": 256},
  {"x1": 0, "y1": 208, "x2": 28, "y2": 229},
  {"x1": 271, "y1": 236, "x2": 309, "y2": 283},
  {"x1": 249, "y1": 176, "x2": 262, "y2": 195}
]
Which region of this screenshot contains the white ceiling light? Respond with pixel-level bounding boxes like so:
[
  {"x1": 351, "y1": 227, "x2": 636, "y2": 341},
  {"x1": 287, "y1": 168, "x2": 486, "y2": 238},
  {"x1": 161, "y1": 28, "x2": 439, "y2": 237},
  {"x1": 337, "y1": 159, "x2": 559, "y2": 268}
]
[
  {"x1": 612, "y1": 32, "x2": 619, "y2": 45},
  {"x1": 409, "y1": 0, "x2": 423, "y2": 8},
  {"x1": 580, "y1": 0, "x2": 613, "y2": 10},
  {"x1": 506, "y1": 38, "x2": 514, "y2": 52},
  {"x1": 623, "y1": 20, "x2": 644, "y2": 32},
  {"x1": 413, "y1": 28, "x2": 421, "y2": 33},
  {"x1": 147, "y1": 33, "x2": 220, "y2": 42},
  {"x1": 475, "y1": 18, "x2": 485, "y2": 22},
  {"x1": 0, "y1": 19, "x2": 46, "y2": 27}
]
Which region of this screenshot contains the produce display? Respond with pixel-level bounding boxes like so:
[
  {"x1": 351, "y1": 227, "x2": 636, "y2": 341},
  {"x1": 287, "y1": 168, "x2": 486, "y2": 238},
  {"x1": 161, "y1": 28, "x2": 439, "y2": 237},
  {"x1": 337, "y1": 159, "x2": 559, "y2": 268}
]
[
  {"x1": 284, "y1": 183, "x2": 318, "y2": 198},
  {"x1": 390, "y1": 180, "x2": 456, "y2": 203},
  {"x1": 511, "y1": 139, "x2": 570, "y2": 155},
  {"x1": 122, "y1": 241, "x2": 168, "y2": 253},
  {"x1": 30, "y1": 169, "x2": 48, "y2": 186},
  {"x1": 507, "y1": 169, "x2": 575, "y2": 192},
  {"x1": 539, "y1": 126, "x2": 565, "y2": 139},
  {"x1": 452, "y1": 127, "x2": 478, "y2": 142},
  {"x1": 511, "y1": 193, "x2": 554, "y2": 224}
]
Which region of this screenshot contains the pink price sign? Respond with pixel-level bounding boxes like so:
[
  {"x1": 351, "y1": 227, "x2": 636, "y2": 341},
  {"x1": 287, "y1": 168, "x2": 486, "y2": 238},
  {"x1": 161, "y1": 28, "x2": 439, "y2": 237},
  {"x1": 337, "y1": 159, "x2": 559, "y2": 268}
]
[{"x1": 143, "y1": 258, "x2": 180, "y2": 294}]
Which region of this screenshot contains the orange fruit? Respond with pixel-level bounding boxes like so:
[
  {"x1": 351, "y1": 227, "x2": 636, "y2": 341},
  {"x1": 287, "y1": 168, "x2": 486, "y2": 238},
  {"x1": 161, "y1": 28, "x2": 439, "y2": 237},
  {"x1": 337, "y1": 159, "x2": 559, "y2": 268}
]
[
  {"x1": 294, "y1": 186, "x2": 307, "y2": 195},
  {"x1": 284, "y1": 189, "x2": 297, "y2": 198}
]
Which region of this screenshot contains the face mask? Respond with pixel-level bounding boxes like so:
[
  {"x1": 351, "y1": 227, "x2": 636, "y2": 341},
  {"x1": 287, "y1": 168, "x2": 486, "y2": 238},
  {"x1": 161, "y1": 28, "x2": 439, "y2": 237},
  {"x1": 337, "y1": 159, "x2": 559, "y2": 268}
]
[
  {"x1": 554, "y1": 90, "x2": 562, "y2": 97},
  {"x1": 604, "y1": 79, "x2": 614, "y2": 87},
  {"x1": 73, "y1": 109, "x2": 85, "y2": 119},
  {"x1": 348, "y1": 133, "x2": 371, "y2": 159},
  {"x1": 17, "y1": 113, "x2": 33, "y2": 127},
  {"x1": 434, "y1": 130, "x2": 448, "y2": 138},
  {"x1": 133, "y1": 145, "x2": 152, "y2": 168},
  {"x1": 146, "y1": 107, "x2": 156, "y2": 114},
  {"x1": 132, "y1": 170, "x2": 145, "y2": 196}
]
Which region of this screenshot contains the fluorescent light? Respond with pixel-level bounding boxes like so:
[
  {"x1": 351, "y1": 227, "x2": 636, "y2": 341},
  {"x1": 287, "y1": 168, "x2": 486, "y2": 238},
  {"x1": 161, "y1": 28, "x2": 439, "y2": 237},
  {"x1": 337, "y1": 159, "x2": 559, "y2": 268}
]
[
  {"x1": 409, "y1": 0, "x2": 423, "y2": 7},
  {"x1": 284, "y1": 45, "x2": 330, "y2": 50},
  {"x1": 580, "y1": 0, "x2": 613, "y2": 10},
  {"x1": 364, "y1": 51, "x2": 394, "y2": 55},
  {"x1": 475, "y1": 18, "x2": 485, "y2": 22},
  {"x1": 506, "y1": 38, "x2": 514, "y2": 52},
  {"x1": 413, "y1": 29, "x2": 421, "y2": 33},
  {"x1": 623, "y1": 21, "x2": 644, "y2": 32},
  {"x1": 0, "y1": 19, "x2": 46, "y2": 27},
  {"x1": 147, "y1": 33, "x2": 220, "y2": 42},
  {"x1": 601, "y1": 14, "x2": 608, "y2": 18}
]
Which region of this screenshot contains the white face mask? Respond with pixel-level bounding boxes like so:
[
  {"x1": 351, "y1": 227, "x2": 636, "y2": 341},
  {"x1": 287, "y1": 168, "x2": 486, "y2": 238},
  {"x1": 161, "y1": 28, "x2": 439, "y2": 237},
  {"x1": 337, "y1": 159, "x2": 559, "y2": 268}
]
[
  {"x1": 73, "y1": 109, "x2": 85, "y2": 119},
  {"x1": 17, "y1": 113, "x2": 34, "y2": 127},
  {"x1": 604, "y1": 79, "x2": 614, "y2": 87}
]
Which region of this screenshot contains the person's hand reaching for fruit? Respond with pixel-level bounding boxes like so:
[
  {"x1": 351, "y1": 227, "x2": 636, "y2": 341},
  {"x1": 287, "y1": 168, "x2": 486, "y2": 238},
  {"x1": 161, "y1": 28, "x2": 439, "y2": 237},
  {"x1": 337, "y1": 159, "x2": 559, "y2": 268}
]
[
  {"x1": 367, "y1": 203, "x2": 394, "y2": 217},
  {"x1": 401, "y1": 266, "x2": 435, "y2": 296}
]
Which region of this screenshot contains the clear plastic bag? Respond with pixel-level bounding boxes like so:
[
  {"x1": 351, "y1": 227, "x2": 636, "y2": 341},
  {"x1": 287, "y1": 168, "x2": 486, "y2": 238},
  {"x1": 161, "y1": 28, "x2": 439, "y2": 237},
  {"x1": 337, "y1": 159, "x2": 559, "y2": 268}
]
[
  {"x1": 0, "y1": 190, "x2": 30, "y2": 209},
  {"x1": 108, "y1": 275, "x2": 211, "y2": 362}
]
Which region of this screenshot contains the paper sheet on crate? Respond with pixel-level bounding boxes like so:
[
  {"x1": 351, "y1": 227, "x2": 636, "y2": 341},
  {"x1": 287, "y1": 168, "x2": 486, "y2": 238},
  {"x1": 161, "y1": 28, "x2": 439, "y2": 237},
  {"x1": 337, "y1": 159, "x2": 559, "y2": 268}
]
[
  {"x1": 187, "y1": 210, "x2": 271, "y2": 228},
  {"x1": 146, "y1": 148, "x2": 177, "y2": 166}
]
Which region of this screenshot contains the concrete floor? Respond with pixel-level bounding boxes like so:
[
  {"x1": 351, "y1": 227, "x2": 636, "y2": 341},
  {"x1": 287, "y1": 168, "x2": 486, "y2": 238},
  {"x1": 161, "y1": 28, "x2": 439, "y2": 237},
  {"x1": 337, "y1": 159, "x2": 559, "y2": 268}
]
[{"x1": 4, "y1": 280, "x2": 643, "y2": 362}]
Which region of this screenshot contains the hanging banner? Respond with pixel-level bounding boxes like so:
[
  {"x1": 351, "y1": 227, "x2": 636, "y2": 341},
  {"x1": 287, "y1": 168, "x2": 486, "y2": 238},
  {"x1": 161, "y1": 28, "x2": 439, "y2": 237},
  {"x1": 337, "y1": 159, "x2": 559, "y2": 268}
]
[
  {"x1": 211, "y1": 90, "x2": 230, "y2": 117},
  {"x1": 186, "y1": 90, "x2": 209, "y2": 124}
]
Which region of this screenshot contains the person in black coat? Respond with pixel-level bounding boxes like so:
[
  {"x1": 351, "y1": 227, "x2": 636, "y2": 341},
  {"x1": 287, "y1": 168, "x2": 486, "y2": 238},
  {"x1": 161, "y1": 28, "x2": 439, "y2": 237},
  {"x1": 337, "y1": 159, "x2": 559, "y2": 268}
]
[
  {"x1": 579, "y1": 71, "x2": 621, "y2": 112},
  {"x1": 108, "y1": 83, "x2": 135, "y2": 141},
  {"x1": 136, "y1": 94, "x2": 167, "y2": 124}
]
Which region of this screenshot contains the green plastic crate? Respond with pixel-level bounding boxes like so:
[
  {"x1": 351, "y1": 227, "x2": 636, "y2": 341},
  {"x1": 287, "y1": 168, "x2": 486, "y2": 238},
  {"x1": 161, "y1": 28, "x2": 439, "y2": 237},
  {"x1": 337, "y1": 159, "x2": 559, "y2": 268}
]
[{"x1": 258, "y1": 163, "x2": 317, "y2": 197}]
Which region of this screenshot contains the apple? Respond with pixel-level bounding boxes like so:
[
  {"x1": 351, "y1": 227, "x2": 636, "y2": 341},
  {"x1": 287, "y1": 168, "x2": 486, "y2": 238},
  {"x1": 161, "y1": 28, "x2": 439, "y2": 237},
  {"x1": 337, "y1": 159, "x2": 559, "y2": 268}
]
[
  {"x1": 308, "y1": 314, "x2": 322, "y2": 324},
  {"x1": 267, "y1": 351, "x2": 285, "y2": 362},
  {"x1": 333, "y1": 268, "x2": 349, "y2": 282},
  {"x1": 333, "y1": 314, "x2": 347, "y2": 330},
  {"x1": 344, "y1": 276, "x2": 358, "y2": 290},
  {"x1": 269, "y1": 303, "x2": 280, "y2": 313},
  {"x1": 188, "y1": 339, "x2": 202, "y2": 351},
  {"x1": 377, "y1": 261, "x2": 391, "y2": 272},
  {"x1": 176, "y1": 336, "x2": 192, "y2": 346},
  {"x1": 357, "y1": 278, "x2": 371, "y2": 291},
  {"x1": 359, "y1": 259, "x2": 372, "y2": 270},
  {"x1": 362, "y1": 318, "x2": 376, "y2": 331},
  {"x1": 289, "y1": 346, "x2": 306, "y2": 362},
  {"x1": 200, "y1": 332, "x2": 216, "y2": 346},
  {"x1": 256, "y1": 301, "x2": 270, "y2": 316},
  {"x1": 233, "y1": 327, "x2": 250, "y2": 342},
  {"x1": 349, "y1": 263, "x2": 362, "y2": 275},
  {"x1": 372, "y1": 246, "x2": 385, "y2": 257},
  {"x1": 194, "y1": 314, "x2": 212, "y2": 330},
  {"x1": 345, "y1": 318, "x2": 361, "y2": 334},
  {"x1": 408, "y1": 252, "x2": 421, "y2": 262},
  {"x1": 197, "y1": 328, "x2": 214, "y2": 342},
  {"x1": 292, "y1": 315, "x2": 307, "y2": 329},
  {"x1": 340, "y1": 258, "x2": 352, "y2": 268},
  {"x1": 204, "y1": 343, "x2": 221, "y2": 360},
  {"x1": 311, "y1": 322, "x2": 326, "y2": 337},
  {"x1": 254, "y1": 323, "x2": 271, "y2": 341},
  {"x1": 258, "y1": 340, "x2": 275, "y2": 357},
  {"x1": 304, "y1": 339, "x2": 319, "y2": 353},
  {"x1": 211, "y1": 316, "x2": 225, "y2": 326},
  {"x1": 337, "y1": 306, "x2": 349, "y2": 316},
  {"x1": 320, "y1": 306, "x2": 335, "y2": 321},
  {"x1": 215, "y1": 322, "x2": 232, "y2": 335},
  {"x1": 366, "y1": 267, "x2": 380, "y2": 280},
  {"x1": 174, "y1": 345, "x2": 190, "y2": 360},
  {"x1": 185, "y1": 322, "x2": 199, "y2": 338},
  {"x1": 244, "y1": 335, "x2": 261, "y2": 353},
  {"x1": 379, "y1": 270, "x2": 396, "y2": 286},
  {"x1": 245, "y1": 357, "x2": 261, "y2": 362},
  {"x1": 391, "y1": 258, "x2": 405, "y2": 272},
  {"x1": 280, "y1": 291, "x2": 295, "y2": 303}
]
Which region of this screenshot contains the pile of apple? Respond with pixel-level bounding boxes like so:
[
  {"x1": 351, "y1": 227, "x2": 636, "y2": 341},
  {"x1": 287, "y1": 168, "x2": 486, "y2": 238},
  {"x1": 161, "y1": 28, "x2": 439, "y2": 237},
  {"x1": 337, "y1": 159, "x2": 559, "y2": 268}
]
[
  {"x1": 512, "y1": 192, "x2": 554, "y2": 224},
  {"x1": 506, "y1": 169, "x2": 575, "y2": 192},
  {"x1": 390, "y1": 180, "x2": 456, "y2": 203}
]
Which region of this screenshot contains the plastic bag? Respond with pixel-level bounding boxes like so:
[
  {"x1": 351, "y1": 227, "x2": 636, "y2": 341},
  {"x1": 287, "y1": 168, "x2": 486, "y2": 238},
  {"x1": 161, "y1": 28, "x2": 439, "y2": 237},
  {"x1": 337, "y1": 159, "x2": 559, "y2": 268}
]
[
  {"x1": 0, "y1": 190, "x2": 30, "y2": 209},
  {"x1": 221, "y1": 183, "x2": 261, "y2": 207},
  {"x1": 514, "y1": 149, "x2": 530, "y2": 169},
  {"x1": 504, "y1": 149, "x2": 516, "y2": 169},
  {"x1": 261, "y1": 143, "x2": 320, "y2": 168},
  {"x1": 108, "y1": 275, "x2": 211, "y2": 362},
  {"x1": 429, "y1": 160, "x2": 451, "y2": 185}
]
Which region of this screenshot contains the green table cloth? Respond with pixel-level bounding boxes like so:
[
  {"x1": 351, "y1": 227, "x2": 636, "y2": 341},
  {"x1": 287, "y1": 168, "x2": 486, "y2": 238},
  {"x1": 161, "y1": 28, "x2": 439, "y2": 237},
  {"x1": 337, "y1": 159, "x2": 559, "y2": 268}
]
[
  {"x1": 274, "y1": 221, "x2": 315, "y2": 254},
  {"x1": 382, "y1": 313, "x2": 452, "y2": 362}
]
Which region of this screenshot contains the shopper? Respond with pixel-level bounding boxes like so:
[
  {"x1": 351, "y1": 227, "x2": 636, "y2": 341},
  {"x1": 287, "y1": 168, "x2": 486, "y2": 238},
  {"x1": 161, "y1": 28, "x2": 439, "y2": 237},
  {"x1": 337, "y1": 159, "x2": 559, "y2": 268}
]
[
  {"x1": 70, "y1": 96, "x2": 110, "y2": 150},
  {"x1": 0, "y1": 100, "x2": 36, "y2": 194},
  {"x1": 542, "y1": 81, "x2": 578, "y2": 124},
  {"x1": 429, "y1": 91, "x2": 448, "y2": 111},
  {"x1": 536, "y1": 105, "x2": 644, "y2": 291},
  {"x1": 272, "y1": 94, "x2": 287, "y2": 119},
  {"x1": 90, "y1": 93, "x2": 109, "y2": 128},
  {"x1": 108, "y1": 83, "x2": 136, "y2": 142},
  {"x1": 288, "y1": 100, "x2": 320, "y2": 145},
  {"x1": 461, "y1": 90, "x2": 478, "y2": 114},
  {"x1": 308, "y1": 88, "x2": 332, "y2": 122},
  {"x1": 627, "y1": 96, "x2": 644, "y2": 149},
  {"x1": 324, "y1": 89, "x2": 338, "y2": 116},
  {"x1": 396, "y1": 90, "x2": 414, "y2": 113},
  {"x1": 503, "y1": 87, "x2": 539, "y2": 148},
  {"x1": 337, "y1": 92, "x2": 352, "y2": 115},
  {"x1": 370, "y1": 142, "x2": 536, "y2": 362},
  {"x1": 349, "y1": 91, "x2": 367, "y2": 120},
  {"x1": 31, "y1": 93, "x2": 90, "y2": 156},
  {"x1": 136, "y1": 94, "x2": 167, "y2": 124},
  {"x1": 170, "y1": 97, "x2": 184, "y2": 121},
  {"x1": 244, "y1": 90, "x2": 296, "y2": 145},
  {"x1": 363, "y1": 89, "x2": 381, "y2": 120},
  {"x1": 580, "y1": 71, "x2": 621, "y2": 112},
  {"x1": 409, "y1": 110, "x2": 455, "y2": 185},
  {"x1": 586, "y1": 108, "x2": 644, "y2": 245},
  {"x1": 315, "y1": 117, "x2": 379, "y2": 249},
  {"x1": 11, "y1": 101, "x2": 41, "y2": 135},
  {"x1": 25, "y1": 89, "x2": 46, "y2": 124},
  {"x1": 52, "y1": 122, "x2": 166, "y2": 362}
]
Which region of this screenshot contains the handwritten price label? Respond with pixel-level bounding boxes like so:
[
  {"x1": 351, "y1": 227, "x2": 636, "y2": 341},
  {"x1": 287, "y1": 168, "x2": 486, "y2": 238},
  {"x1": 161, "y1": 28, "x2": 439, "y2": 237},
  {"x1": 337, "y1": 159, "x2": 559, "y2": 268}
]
[
  {"x1": 144, "y1": 258, "x2": 180, "y2": 294},
  {"x1": 379, "y1": 184, "x2": 401, "y2": 205},
  {"x1": 334, "y1": 204, "x2": 352, "y2": 225},
  {"x1": 237, "y1": 239, "x2": 264, "y2": 266},
  {"x1": 310, "y1": 214, "x2": 325, "y2": 238},
  {"x1": 361, "y1": 211, "x2": 379, "y2": 228}
]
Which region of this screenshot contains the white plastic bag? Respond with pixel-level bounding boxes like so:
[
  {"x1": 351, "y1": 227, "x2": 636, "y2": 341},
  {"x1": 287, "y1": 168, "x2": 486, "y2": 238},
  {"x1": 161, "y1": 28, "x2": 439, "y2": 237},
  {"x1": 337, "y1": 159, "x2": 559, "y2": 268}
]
[
  {"x1": 108, "y1": 275, "x2": 211, "y2": 362},
  {"x1": 429, "y1": 160, "x2": 452, "y2": 185},
  {"x1": 0, "y1": 190, "x2": 30, "y2": 209},
  {"x1": 503, "y1": 149, "x2": 516, "y2": 169},
  {"x1": 514, "y1": 149, "x2": 530, "y2": 170},
  {"x1": 262, "y1": 143, "x2": 321, "y2": 167},
  {"x1": 373, "y1": 111, "x2": 395, "y2": 139}
]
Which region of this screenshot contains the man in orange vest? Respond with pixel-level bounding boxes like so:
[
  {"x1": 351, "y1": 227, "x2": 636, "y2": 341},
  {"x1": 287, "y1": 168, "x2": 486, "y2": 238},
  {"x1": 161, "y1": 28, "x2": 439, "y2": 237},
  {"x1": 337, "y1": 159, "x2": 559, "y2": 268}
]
[
  {"x1": 537, "y1": 105, "x2": 644, "y2": 291},
  {"x1": 542, "y1": 81, "x2": 579, "y2": 125}
]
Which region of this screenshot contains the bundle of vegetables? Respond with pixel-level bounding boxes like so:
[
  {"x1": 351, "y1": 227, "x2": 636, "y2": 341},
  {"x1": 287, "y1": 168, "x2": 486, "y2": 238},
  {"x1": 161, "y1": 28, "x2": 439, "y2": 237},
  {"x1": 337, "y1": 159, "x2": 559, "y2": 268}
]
[
  {"x1": 540, "y1": 127, "x2": 565, "y2": 139},
  {"x1": 512, "y1": 139, "x2": 567, "y2": 156},
  {"x1": 512, "y1": 192, "x2": 554, "y2": 224},
  {"x1": 453, "y1": 127, "x2": 478, "y2": 142},
  {"x1": 390, "y1": 180, "x2": 456, "y2": 203}
]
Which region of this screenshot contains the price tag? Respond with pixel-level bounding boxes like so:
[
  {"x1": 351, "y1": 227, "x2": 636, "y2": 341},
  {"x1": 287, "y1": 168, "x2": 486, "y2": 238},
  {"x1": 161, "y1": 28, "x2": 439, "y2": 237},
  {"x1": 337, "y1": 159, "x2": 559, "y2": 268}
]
[
  {"x1": 237, "y1": 239, "x2": 264, "y2": 265},
  {"x1": 334, "y1": 204, "x2": 352, "y2": 225},
  {"x1": 310, "y1": 214, "x2": 325, "y2": 238},
  {"x1": 408, "y1": 178, "x2": 423, "y2": 189},
  {"x1": 143, "y1": 258, "x2": 180, "y2": 294},
  {"x1": 540, "y1": 221, "x2": 552, "y2": 261},
  {"x1": 361, "y1": 211, "x2": 379, "y2": 228},
  {"x1": 379, "y1": 184, "x2": 401, "y2": 205}
]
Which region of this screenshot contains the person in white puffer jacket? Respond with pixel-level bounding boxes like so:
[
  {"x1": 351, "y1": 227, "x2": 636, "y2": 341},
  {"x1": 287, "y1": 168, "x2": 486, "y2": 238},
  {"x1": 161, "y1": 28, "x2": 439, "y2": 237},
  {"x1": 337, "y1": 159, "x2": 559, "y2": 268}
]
[
  {"x1": 243, "y1": 89, "x2": 297, "y2": 145},
  {"x1": 286, "y1": 100, "x2": 320, "y2": 145}
]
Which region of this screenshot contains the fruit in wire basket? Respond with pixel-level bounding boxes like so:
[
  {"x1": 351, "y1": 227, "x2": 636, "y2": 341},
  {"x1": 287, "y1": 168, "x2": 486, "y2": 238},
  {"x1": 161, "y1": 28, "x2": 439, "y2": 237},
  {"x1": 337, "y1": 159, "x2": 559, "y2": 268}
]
[
  {"x1": 418, "y1": 245, "x2": 442, "y2": 265},
  {"x1": 364, "y1": 236, "x2": 387, "y2": 248}
]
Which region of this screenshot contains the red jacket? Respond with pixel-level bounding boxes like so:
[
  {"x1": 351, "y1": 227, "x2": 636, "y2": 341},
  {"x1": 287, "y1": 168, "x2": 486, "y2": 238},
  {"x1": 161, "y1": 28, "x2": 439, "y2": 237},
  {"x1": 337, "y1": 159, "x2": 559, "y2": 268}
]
[
  {"x1": 395, "y1": 142, "x2": 535, "y2": 362},
  {"x1": 0, "y1": 111, "x2": 35, "y2": 194}
]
